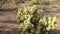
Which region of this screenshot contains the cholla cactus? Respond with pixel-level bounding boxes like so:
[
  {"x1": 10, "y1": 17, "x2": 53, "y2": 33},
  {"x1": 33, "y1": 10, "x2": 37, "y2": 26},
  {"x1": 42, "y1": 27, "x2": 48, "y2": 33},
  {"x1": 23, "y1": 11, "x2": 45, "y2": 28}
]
[
  {"x1": 39, "y1": 15, "x2": 56, "y2": 34},
  {"x1": 14, "y1": 0, "x2": 24, "y2": 4},
  {"x1": 0, "y1": 0, "x2": 8, "y2": 5},
  {"x1": 29, "y1": 0, "x2": 53, "y2": 5},
  {"x1": 16, "y1": 5, "x2": 56, "y2": 34}
]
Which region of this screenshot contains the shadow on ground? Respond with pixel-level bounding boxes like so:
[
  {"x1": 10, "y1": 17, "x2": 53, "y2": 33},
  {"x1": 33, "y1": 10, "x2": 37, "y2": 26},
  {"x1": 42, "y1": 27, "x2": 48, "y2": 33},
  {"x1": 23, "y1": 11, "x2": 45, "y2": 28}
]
[{"x1": 57, "y1": 30, "x2": 60, "y2": 34}]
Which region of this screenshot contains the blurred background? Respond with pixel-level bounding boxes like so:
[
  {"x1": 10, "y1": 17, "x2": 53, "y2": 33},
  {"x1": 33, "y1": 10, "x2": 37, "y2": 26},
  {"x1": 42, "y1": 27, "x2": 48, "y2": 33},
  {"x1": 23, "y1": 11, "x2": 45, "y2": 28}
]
[{"x1": 0, "y1": 0, "x2": 60, "y2": 34}]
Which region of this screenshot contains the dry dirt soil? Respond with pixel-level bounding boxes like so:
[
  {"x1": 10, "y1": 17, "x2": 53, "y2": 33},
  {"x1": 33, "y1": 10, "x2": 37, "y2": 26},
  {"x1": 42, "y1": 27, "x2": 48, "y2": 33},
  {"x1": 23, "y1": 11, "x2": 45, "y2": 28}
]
[{"x1": 0, "y1": 0, "x2": 60, "y2": 34}]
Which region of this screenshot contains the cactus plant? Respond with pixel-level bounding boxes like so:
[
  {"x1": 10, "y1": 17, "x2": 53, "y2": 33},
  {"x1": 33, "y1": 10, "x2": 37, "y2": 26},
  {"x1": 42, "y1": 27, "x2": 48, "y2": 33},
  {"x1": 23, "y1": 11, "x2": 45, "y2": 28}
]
[
  {"x1": 29, "y1": 0, "x2": 53, "y2": 5},
  {"x1": 16, "y1": 5, "x2": 56, "y2": 34},
  {"x1": 39, "y1": 15, "x2": 56, "y2": 34}
]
